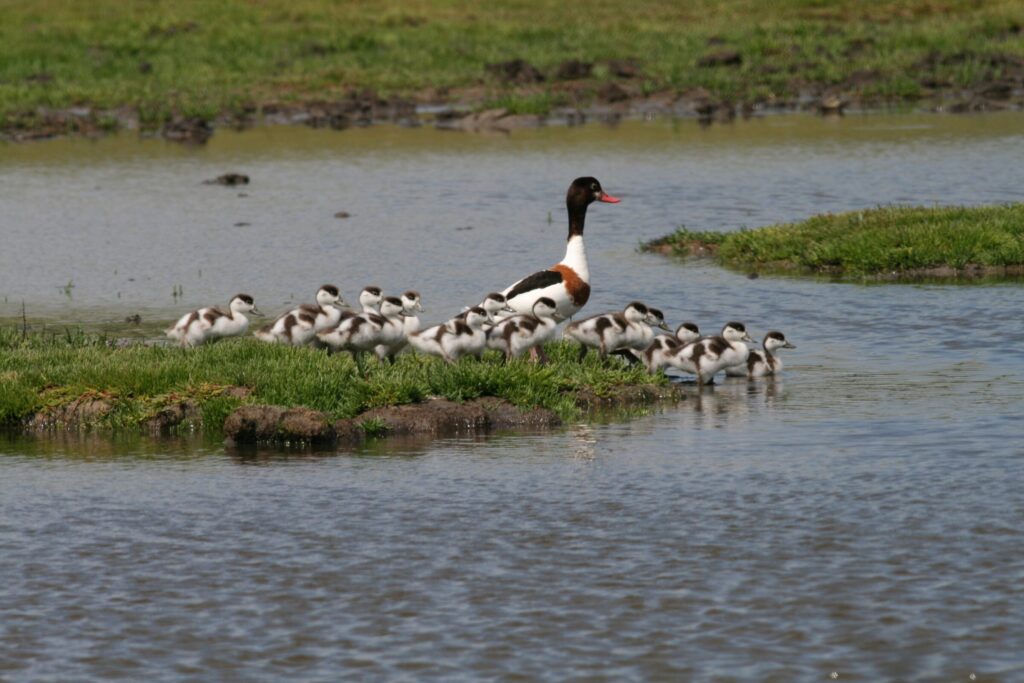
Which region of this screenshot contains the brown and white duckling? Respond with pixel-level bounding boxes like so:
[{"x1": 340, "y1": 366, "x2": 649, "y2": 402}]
[
  {"x1": 458, "y1": 292, "x2": 516, "y2": 327},
  {"x1": 564, "y1": 301, "x2": 652, "y2": 360},
  {"x1": 640, "y1": 322, "x2": 702, "y2": 373},
  {"x1": 167, "y1": 294, "x2": 261, "y2": 348},
  {"x1": 500, "y1": 177, "x2": 620, "y2": 321},
  {"x1": 725, "y1": 330, "x2": 795, "y2": 378},
  {"x1": 668, "y1": 322, "x2": 755, "y2": 385},
  {"x1": 409, "y1": 307, "x2": 489, "y2": 363},
  {"x1": 317, "y1": 296, "x2": 406, "y2": 358},
  {"x1": 486, "y1": 297, "x2": 560, "y2": 361},
  {"x1": 254, "y1": 284, "x2": 346, "y2": 346},
  {"x1": 375, "y1": 290, "x2": 424, "y2": 361}
]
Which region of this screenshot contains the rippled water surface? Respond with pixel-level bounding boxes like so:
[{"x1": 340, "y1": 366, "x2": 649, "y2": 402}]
[{"x1": 2, "y1": 113, "x2": 1024, "y2": 681}]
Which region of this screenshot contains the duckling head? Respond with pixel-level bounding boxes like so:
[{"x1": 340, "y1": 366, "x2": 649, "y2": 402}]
[
  {"x1": 723, "y1": 321, "x2": 754, "y2": 343},
  {"x1": 646, "y1": 307, "x2": 671, "y2": 331},
  {"x1": 402, "y1": 290, "x2": 423, "y2": 313},
  {"x1": 483, "y1": 292, "x2": 513, "y2": 314},
  {"x1": 230, "y1": 293, "x2": 261, "y2": 316},
  {"x1": 359, "y1": 286, "x2": 383, "y2": 311},
  {"x1": 675, "y1": 322, "x2": 700, "y2": 344},
  {"x1": 623, "y1": 302, "x2": 649, "y2": 323},
  {"x1": 317, "y1": 284, "x2": 346, "y2": 309},
  {"x1": 764, "y1": 331, "x2": 795, "y2": 351},
  {"x1": 532, "y1": 297, "x2": 559, "y2": 320},
  {"x1": 380, "y1": 297, "x2": 405, "y2": 318},
  {"x1": 465, "y1": 306, "x2": 489, "y2": 329}
]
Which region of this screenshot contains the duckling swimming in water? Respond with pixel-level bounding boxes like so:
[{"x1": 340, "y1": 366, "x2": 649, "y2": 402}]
[
  {"x1": 254, "y1": 284, "x2": 346, "y2": 346},
  {"x1": 167, "y1": 294, "x2": 261, "y2": 347},
  {"x1": 640, "y1": 322, "x2": 702, "y2": 373},
  {"x1": 668, "y1": 321, "x2": 755, "y2": 385},
  {"x1": 725, "y1": 330, "x2": 795, "y2": 378},
  {"x1": 486, "y1": 297, "x2": 560, "y2": 361},
  {"x1": 409, "y1": 307, "x2": 490, "y2": 363}
]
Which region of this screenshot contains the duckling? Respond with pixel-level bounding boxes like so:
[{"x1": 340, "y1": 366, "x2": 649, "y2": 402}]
[
  {"x1": 375, "y1": 290, "x2": 424, "y2": 361},
  {"x1": 409, "y1": 307, "x2": 489, "y2": 363},
  {"x1": 668, "y1": 321, "x2": 755, "y2": 385},
  {"x1": 565, "y1": 301, "x2": 652, "y2": 360},
  {"x1": 487, "y1": 297, "x2": 560, "y2": 361},
  {"x1": 453, "y1": 292, "x2": 514, "y2": 328},
  {"x1": 639, "y1": 322, "x2": 702, "y2": 373},
  {"x1": 317, "y1": 296, "x2": 406, "y2": 358},
  {"x1": 167, "y1": 294, "x2": 260, "y2": 348},
  {"x1": 254, "y1": 284, "x2": 347, "y2": 346},
  {"x1": 726, "y1": 330, "x2": 795, "y2": 378}
]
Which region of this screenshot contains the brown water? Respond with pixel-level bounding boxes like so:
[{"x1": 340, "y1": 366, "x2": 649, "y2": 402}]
[{"x1": 2, "y1": 113, "x2": 1024, "y2": 681}]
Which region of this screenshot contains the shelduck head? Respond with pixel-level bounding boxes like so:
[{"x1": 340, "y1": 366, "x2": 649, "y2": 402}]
[
  {"x1": 380, "y1": 296, "x2": 405, "y2": 319},
  {"x1": 565, "y1": 177, "x2": 619, "y2": 239},
  {"x1": 465, "y1": 306, "x2": 489, "y2": 329},
  {"x1": 646, "y1": 307, "x2": 672, "y2": 331},
  {"x1": 401, "y1": 290, "x2": 424, "y2": 313},
  {"x1": 623, "y1": 301, "x2": 649, "y2": 323},
  {"x1": 722, "y1": 321, "x2": 755, "y2": 344},
  {"x1": 316, "y1": 284, "x2": 346, "y2": 309},
  {"x1": 568, "y1": 177, "x2": 620, "y2": 207},
  {"x1": 764, "y1": 330, "x2": 796, "y2": 352},
  {"x1": 229, "y1": 293, "x2": 261, "y2": 316},
  {"x1": 359, "y1": 286, "x2": 383, "y2": 311},
  {"x1": 531, "y1": 297, "x2": 558, "y2": 320},
  {"x1": 675, "y1": 322, "x2": 701, "y2": 344}
]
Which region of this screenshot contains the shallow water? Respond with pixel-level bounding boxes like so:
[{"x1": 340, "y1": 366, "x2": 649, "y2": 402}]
[{"x1": 2, "y1": 113, "x2": 1024, "y2": 681}]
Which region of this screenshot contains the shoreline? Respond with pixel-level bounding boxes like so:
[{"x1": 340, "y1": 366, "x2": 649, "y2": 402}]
[
  {"x1": 3, "y1": 83, "x2": 1022, "y2": 145},
  {"x1": 9, "y1": 383, "x2": 683, "y2": 448}
]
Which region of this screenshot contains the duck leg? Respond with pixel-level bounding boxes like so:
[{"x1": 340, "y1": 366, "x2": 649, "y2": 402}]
[
  {"x1": 536, "y1": 345, "x2": 550, "y2": 365},
  {"x1": 577, "y1": 344, "x2": 589, "y2": 362}
]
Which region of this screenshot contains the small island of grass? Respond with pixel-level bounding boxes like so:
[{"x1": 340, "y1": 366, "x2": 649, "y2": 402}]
[
  {"x1": 644, "y1": 204, "x2": 1024, "y2": 279},
  {"x1": 0, "y1": 329, "x2": 677, "y2": 446}
]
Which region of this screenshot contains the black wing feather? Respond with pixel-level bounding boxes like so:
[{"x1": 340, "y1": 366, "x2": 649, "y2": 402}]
[{"x1": 505, "y1": 269, "x2": 563, "y2": 301}]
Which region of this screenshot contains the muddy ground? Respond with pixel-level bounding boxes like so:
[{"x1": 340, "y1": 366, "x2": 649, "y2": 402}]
[{"x1": 3, "y1": 53, "x2": 1024, "y2": 143}]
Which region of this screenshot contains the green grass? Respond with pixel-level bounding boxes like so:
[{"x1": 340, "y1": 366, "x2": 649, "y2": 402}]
[
  {"x1": 0, "y1": 329, "x2": 661, "y2": 431},
  {"x1": 2, "y1": 0, "x2": 1023, "y2": 129},
  {"x1": 646, "y1": 204, "x2": 1024, "y2": 275}
]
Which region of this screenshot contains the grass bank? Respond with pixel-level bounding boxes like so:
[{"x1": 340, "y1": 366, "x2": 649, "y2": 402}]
[
  {"x1": 644, "y1": 204, "x2": 1024, "y2": 278},
  {"x1": 0, "y1": 328, "x2": 667, "y2": 437},
  {"x1": 3, "y1": 0, "x2": 1024, "y2": 139}
]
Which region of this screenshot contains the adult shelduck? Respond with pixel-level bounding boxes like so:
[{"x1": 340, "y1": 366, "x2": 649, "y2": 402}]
[{"x1": 500, "y1": 177, "x2": 619, "y2": 321}]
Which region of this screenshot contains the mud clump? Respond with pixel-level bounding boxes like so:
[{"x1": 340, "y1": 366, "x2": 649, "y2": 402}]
[
  {"x1": 223, "y1": 405, "x2": 336, "y2": 444},
  {"x1": 575, "y1": 384, "x2": 682, "y2": 410},
  {"x1": 163, "y1": 116, "x2": 213, "y2": 144},
  {"x1": 555, "y1": 59, "x2": 593, "y2": 80},
  {"x1": 204, "y1": 173, "x2": 250, "y2": 186},
  {"x1": 697, "y1": 50, "x2": 743, "y2": 68},
  {"x1": 29, "y1": 397, "x2": 114, "y2": 429},
  {"x1": 597, "y1": 83, "x2": 631, "y2": 103},
  {"x1": 224, "y1": 397, "x2": 562, "y2": 447},
  {"x1": 146, "y1": 400, "x2": 201, "y2": 434},
  {"x1": 605, "y1": 59, "x2": 641, "y2": 79},
  {"x1": 486, "y1": 59, "x2": 545, "y2": 84}
]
